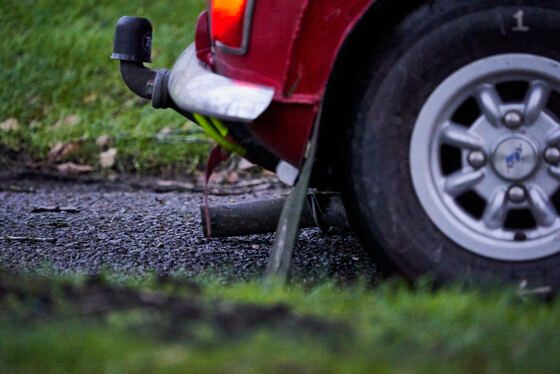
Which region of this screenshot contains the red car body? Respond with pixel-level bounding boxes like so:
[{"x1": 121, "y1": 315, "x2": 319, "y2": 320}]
[
  {"x1": 197, "y1": 0, "x2": 374, "y2": 167},
  {"x1": 113, "y1": 1, "x2": 560, "y2": 286}
]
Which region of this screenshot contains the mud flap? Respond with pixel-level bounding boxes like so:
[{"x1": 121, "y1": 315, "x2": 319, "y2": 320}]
[
  {"x1": 266, "y1": 104, "x2": 323, "y2": 283},
  {"x1": 203, "y1": 145, "x2": 231, "y2": 238}
]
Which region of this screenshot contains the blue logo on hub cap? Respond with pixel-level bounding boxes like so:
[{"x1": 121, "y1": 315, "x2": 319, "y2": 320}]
[
  {"x1": 492, "y1": 136, "x2": 538, "y2": 181},
  {"x1": 506, "y1": 145, "x2": 523, "y2": 170}
]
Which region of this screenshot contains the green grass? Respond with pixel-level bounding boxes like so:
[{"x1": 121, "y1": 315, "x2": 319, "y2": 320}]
[
  {"x1": 1, "y1": 273, "x2": 560, "y2": 373},
  {"x1": 0, "y1": 0, "x2": 209, "y2": 174}
]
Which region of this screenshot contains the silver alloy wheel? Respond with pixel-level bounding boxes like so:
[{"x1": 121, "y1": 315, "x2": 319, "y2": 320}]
[{"x1": 410, "y1": 54, "x2": 560, "y2": 261}]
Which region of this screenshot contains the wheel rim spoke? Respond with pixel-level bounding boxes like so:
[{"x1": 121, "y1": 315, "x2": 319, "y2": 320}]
[
  {"x1": 441, "y1": 123, "x2": 483, "y2": 149},
  {"x1": 482, "y1": 190, "x2": 508, "y2": 229},
  {"x1": 528, "y1": 187, "x2": 557, "y2": 227},
  {"x1": 524, "y1": 80, "x2": 550, "y2": 125},
  {"x1": 546, "y1": 128, "x2": 560, "y2": 146},
  {"x1": 548, "y1": 166, "x2": 560, "y2": 180},
  {"x1": 476, "y1": 84, "x2": 503, "y2": 127},
  {"x1": 444, "y1": 169, "x2": 484, "y2": 197}
]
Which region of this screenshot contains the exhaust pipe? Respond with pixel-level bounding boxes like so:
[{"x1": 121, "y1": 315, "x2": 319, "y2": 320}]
[
  {"x1": 200, "y1": 193, "x2": 351, "y2": 238},
  {"x1": 110, "y1": 16, "x2": 172, "y2": 110}
]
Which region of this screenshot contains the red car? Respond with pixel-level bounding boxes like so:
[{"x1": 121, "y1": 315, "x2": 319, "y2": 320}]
[{"x1": 112, "y1": 0, "x2": 560, "y2": 290}]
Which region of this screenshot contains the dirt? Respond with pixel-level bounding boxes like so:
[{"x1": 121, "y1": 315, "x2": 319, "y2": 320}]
[
  {"x1": 0, "y1": 170, "x2": 377, "y2": 284},
  {"x1": 0, "y1": 271, "x2": 348, "y2": 342}
]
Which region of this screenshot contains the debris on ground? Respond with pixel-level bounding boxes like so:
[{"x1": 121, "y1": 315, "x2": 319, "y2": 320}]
[
  {"x1": 48, "y1": 141, "x2": 83, "y2": 163},
  {"x1": 0, "y1": 185, "x2": 36, "y2": 193},
  {"x1": 0, "y1": 118, "x2": 19, "y2": 132},
  {"x1": 95, "y1": 134, "x2": 112, "y2": 149},
  {"x1": 1, "y1": 235, "x2": 56, "y2": 243},
  {"x1": 31, "y1": 206, "x2": 80, "y2": 214},
  {"x1": 99, "y1": 148, "x2": 117, "y2": 169},
  {"x1": 57, "y1": 162, "x2": 94, "y2": 174}
]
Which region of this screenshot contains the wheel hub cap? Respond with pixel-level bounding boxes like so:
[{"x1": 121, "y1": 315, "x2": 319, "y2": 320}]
[{"x1": 491, "y1": 136, "x2": 539, "y2": 181}]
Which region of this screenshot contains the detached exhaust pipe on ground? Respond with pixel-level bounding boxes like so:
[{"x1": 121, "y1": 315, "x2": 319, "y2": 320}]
[{"x1": 200, "y1": 193, "x2": 351, "y2": 238}]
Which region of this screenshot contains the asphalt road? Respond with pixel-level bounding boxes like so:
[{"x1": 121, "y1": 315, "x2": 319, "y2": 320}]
[{"x1": 0, "y1": 172, "x2": 377, "y2": 283}]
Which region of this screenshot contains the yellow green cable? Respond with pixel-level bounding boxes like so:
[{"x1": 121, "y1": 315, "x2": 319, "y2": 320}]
[
  {"x1": 193, "y1": 113, "x2": 246, "y2": 156},
  {"x1": 210, "y1": 117, "x2": 229, "y2": 138}
]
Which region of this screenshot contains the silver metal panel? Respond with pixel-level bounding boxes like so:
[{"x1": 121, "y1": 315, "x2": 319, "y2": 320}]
[{"x1": 168, "y1": 44, "x2": 274, "y2": 123}]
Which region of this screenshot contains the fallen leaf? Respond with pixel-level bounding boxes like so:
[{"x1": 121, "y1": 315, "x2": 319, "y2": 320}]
[
  {"x1": 5, "y1": 185, "x2": 35, "y2": 193},
  {"x1": 57, "y1": 162, "x2": 93, "y2": 174},
  {"x1": 62, "y1": 114, "x2": 79, "y2": 126},
  {"x1": 159, "y1": 126, "x2": 173, "y2": 136},
  {"x1": 99, "y1": 148, "x2": 117, "y2": 169},
  {"x1": 48, "y1": 141, "x2": 82, "y2": 162},
  {"x1": 0, "y1": 118, "x2": 19, "y2": 132},
  {"x1": 124, "y1": 99, "x2": 135, "y2": 109},
  {"x1": 48, "y1": 142, "x2": 65, "y2": 160},
  {"x1": 235, "y1": 178, "x2": 273, "y2": 188},
  {"x1": 155, "y1": 180, "x2": 195, "y2": 193},
  {"x1": 183, "y1": 120, "x2": 196, "y2": 130},
  {"x1": 238, "y1": 159, "x2": 256, "y2": 170},
  {"x1": 226, "y1": 171, "x2": 239, "y2": 183},
  {"x1": 95, "y1": 134, "x2": 112, "y2": 149},
  {"x1": 84, "y1": 93, "x2": 98, "y2": 103},
  {"x1": 156, "y1": 180, "x2": 195, "y2": 189}
]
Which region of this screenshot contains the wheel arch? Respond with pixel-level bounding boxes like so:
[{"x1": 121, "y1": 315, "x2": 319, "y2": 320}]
[{"x1": 312, "y1": 0, "x2": 430, "y2": 189}]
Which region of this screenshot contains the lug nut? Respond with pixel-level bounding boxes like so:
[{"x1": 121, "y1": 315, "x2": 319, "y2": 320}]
[
  {"x1": 508, "y1": 185, "x2": 527, "y2": 203},
  {"x1": 503, "y1": 110, "x2": 524, "y2": 129},
  {"x1": 468, "y1": 151, "x2": 487, "y2": 169},
  {"x1": 544, "y1": 147, "x2": 560, "y2": 165}
]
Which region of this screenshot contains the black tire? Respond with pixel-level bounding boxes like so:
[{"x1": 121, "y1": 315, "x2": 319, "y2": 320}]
[{"x1": 344, "y1": 0, "x2": 560, "y2": 289}]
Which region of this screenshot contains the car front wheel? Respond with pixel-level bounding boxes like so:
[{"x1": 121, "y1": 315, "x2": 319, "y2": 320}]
[{"x1": 344, "y1": 0, "x2": 560, "y2": 289}]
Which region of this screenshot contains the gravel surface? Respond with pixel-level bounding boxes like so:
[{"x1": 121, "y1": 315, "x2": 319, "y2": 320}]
[{"x1": 0, "y1": 172, "x2": 377, "y2": 283}]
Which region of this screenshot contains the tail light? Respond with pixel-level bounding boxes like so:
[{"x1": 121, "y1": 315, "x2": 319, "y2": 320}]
[{"x1": 211, "y1": 0, "x2": 247, "y2": 49}]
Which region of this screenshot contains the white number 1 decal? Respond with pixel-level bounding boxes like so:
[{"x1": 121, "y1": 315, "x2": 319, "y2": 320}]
[{"x1": 512, "y1": 10, "x2": 530, "y2": 32}]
